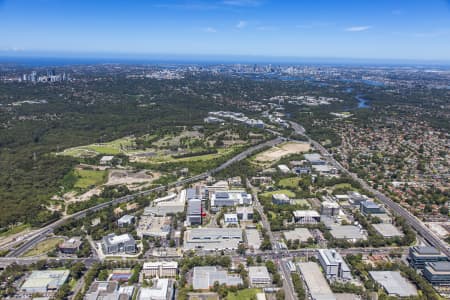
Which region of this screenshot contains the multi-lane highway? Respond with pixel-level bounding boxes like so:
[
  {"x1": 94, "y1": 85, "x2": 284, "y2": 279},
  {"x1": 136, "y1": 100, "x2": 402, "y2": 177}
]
[
  {"x1": 5, "y1": 137, "x2": 283, "y2": 258},
  {"x1": 290, "y1": 120, "x2": 450, "y2": 257}
]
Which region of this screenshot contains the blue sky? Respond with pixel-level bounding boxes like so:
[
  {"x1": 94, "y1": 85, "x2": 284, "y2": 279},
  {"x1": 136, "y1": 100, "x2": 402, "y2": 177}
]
[{"x1": 1, "y1": 0, "x2": 450, "y2": 61}]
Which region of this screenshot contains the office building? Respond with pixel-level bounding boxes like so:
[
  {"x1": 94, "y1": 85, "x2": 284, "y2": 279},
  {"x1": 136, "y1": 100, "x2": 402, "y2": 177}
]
[
  {"x1": 423, "y1": 261, "x2": 450, "y2": 286},
  {"x1": 224, "y1": 213, "x2": 238, "y2": 225},
  {"x1": 192, "y1": 266, "x2": 243, "y2": 290},
  {"x1": 58, "y1": 237, "x2": 82, "y2": 254},
  {"x1": 142, "y1": 261, "x2": 178, "y2": 278},
  {"x1": 248, "y1": 266, "x2": 271, "y2": 287},
  {"x1": 360, "y1": 201, "x2": 384, "y2": 215},
  {"x1": 369, "y1": 271, "x2": 418, "y2": 297},
  {"x1": 183, "y1": 228, "x2": 243, "y2": 251},
  {"x1": 408, "y1": 246, "x2": 448, "y2": 269},
  {"x1": 304, "y1": 153, "x2": 326, "y2": 165},
  {"x1": 145, "y1": 191, "x2": 186, "y2": 216},
  {"x1": 187, "y1": 198, "x2": 202, "y2": 225},
  {"x1": 139, "y1": 279, "x2": 173, "y2": 300},
  {"x1": 293, "y1": 210, "x2": 321, "y2": 224},
  {"x1": 236, "y1": 206, "x2": 253, "y2": 221},
  {"x1": 117, "y1": 215, "x2": 135, "y2": 227},
  {"x1": 85, "y1": 281, "x2": 134, "y2": 300},
  {"x1": 347, "y1": 191, "x2": 369, "y2": 206},
  {"x1": 210, "y1": 190, "x2": 252, "y2": 207},
  {"x1": 318, "y1": 249, "x2": 352, "y2": 281},
  {"x1": 293, "y1": 166, "x2": 311, "y2": 175},
  {"x1": 321, "y1": 201, "x2": 340, "y2": 217},
  {"x1": 272, "y1": 193, "x2": 291, "y2": 205},
  {"x1": 101, "y1": 233, "x2": 136, "y2": 255},
  {"x1": 21, "y1": 270, "x2": 70, "y2": 294}
]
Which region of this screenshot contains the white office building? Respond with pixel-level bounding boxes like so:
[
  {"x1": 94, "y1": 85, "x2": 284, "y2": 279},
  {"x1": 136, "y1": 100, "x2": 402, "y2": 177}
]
[
  {"x1": 210, "y1": 190, "x2": 252, "y2": 207},
  {"x1": 248, "y1": 266, "x2": 271, "y2": 287},
  {"x1": 318, "y1": 249, "x2": 352, "y2": 281},
  {"x1": 142, "y1": 261, "x2": 178, "y2": 278},
  {"x1": 183, "y1": 228, "x2": 243, "y2": 251}
]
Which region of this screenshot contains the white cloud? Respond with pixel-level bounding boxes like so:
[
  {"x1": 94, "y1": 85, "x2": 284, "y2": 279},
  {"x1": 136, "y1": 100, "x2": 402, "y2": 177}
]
[
  {"x1": 236, "y1": 20, "x2": 248, "y2": 29},
  {"x1": 203, "y1": 27, "x2": 217, "y2": 33},
  {"x1": 345, "y1": 26, "x2": 372, "y2": 32}
]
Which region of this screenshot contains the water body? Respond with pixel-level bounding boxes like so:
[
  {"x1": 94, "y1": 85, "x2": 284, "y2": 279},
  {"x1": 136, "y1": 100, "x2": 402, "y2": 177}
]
[{"x1": 355, "y1": 95, "x2": 370, "y2": 108}]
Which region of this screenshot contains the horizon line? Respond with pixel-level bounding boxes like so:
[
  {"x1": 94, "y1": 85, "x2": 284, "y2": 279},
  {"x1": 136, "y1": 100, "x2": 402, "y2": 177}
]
[{"x1": 1, "y1": 51, "x2": 450, "y2": 66}]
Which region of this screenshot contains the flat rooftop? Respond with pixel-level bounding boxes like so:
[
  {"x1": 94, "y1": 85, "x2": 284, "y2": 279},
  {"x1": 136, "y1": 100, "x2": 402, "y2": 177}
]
[
  {"x1": 426, "y1": 261, "x2": 450, "y2": 274},
  {"x1": 372, "y1": 224, "x2": 404, "y2": 238},
  {"x1": 369, "y1": 271, "x2": 417, "y2": 297},
  {"x1": 411, "y1": 246, "x2": 443, "y2": 256},
  {"x1": 298, "y1": 262, "x2": 335, "y2": 300},
  {"x1": 248, "y1": 266, "x2": 271, "y2": 280},
  {"x1": 329, "y1": 225, "x2": 365, "y2": 240},
  {"x1": 22, "y1": 270, "x2": 70, "y2": 291},
  {"x1": 293, "y1": 210, "x2": 320, "y2": 218}
]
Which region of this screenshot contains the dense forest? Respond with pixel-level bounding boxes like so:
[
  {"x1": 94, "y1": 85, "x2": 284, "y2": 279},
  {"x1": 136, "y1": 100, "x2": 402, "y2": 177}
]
[{"x1": 0, "y1": 77, "x2": 231, "y2": 228}]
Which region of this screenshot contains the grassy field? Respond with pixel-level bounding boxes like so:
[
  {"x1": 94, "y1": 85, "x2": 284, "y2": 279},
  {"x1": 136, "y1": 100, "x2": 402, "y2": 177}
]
[
  {"x1": 278, "y1": 177, "x2": 302, "y2": 189},
  {"x1": 0, "y1": 224, "x2": 30, "y2": 238},
  {"x1": 293, "y1": 199, "x2": 311, "y2": 207},
  {"x1": 226, "y1": 289, "x2": 261, "y2": 300},
  {"x1": 23, "y1": 237, "x2": 64, "y2": 257},
  {"x1": 59, "y1": 136, "x2": 136, "y2": 157},
  {"x1": 74, "y1": 169, "x2": 107, "y2": 189},
  {"x1": 260, "y1": 189, "x2": 296, "y2": 199}
]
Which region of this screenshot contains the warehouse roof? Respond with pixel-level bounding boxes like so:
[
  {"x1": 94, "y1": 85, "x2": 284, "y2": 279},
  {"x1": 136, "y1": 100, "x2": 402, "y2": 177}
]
[
  {"x1": 369, "y1": 271, "x2": 417, "y2": 297},
  {"x1": 298, "y1": 262, "x2": 335, "y2": 300},
  {"x1": 372, "y1": 224, "x2": 404, "y2": 238}
]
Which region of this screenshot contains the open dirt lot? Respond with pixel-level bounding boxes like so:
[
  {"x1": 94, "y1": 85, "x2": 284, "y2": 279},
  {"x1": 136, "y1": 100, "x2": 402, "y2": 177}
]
[
  {"x1": 106, "y1": 169, "x2": 159, "y2": 189},
  {"x1": 254, "y1": 142, "x2": 310, "y2": 162}
]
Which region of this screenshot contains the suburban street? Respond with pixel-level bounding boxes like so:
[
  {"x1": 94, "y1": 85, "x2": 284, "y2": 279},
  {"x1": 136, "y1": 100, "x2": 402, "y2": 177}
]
[
  {"x1": 248, "y1": 178, "x2": 297, "y2": 300},
  {"x1": 290, "y1": 120, "x2": 450, "y2": 257}
]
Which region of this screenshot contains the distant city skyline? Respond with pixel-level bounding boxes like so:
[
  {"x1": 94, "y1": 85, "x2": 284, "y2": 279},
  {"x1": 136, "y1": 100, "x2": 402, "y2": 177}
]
[{"x1": 1, "y1": 0, "x2": 450, "y2": 62}]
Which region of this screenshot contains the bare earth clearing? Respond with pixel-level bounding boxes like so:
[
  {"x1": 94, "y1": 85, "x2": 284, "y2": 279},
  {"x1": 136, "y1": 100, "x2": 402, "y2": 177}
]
[{"x1": 255, "y1": 142, "x2": 311, "y2": 162}]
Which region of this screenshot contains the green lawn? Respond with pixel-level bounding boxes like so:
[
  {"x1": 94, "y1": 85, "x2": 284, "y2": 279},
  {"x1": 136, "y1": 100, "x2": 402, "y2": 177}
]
[
  {"x1": 260, "y1": 189, "x2": 296, "y2": 199},
  {"x1": 278, "y1": 177, "x2": 302, "y2": 189},
  {"x1": 226, "y1": 289, "x2": 261, "y2": 300},
  {"x1": 292, "y1": 199, "x2": 311, "y2": 207},
  {"x1": 23, "y1": 237, "x2": 64, "y2": 257},
  {"x1": 74, "y1": 169, "x2": 107, "y2": 189},
  {"x1": 60, "y1": 136, "x2": 136, "y2": 157}
]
